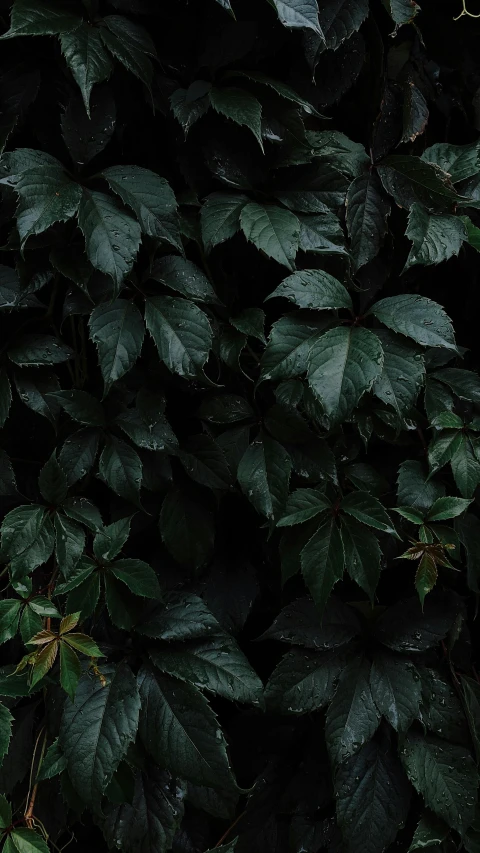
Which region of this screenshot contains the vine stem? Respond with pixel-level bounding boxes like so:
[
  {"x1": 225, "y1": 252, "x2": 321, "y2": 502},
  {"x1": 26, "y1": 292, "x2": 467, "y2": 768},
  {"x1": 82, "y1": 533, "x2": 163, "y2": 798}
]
[
  {"x1": 215, "y1": 810, "x2": 246, "y2": 847},
  {"x1": 24, "y1": 727, "x2": 47, "y2": 828},
  {"x1": 454, "y1": 0, "x2": 480, "y2": 18}
]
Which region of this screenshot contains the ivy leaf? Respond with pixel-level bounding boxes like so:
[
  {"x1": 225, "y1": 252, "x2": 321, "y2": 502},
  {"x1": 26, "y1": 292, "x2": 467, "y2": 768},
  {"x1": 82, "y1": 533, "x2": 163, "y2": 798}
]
[
  {"x1": 373, "y1": 330, "x2": 425, "y2": 416},
  {"x1": 346, "y1": 169, "x2": 390, "y2": 271},
  {"x1": 422, "y1": 140, "x2": 480, "y2": 184},
  {"x1": 8, "y1": 829, "x2": 50, "y2": 853},
  {"x1": 159, "y1": 488, "x2": 215, "y2": 570},
  {"x1": 12, "y1": 162, "x2": 82, "y2": 249},
  {"x1": 240, "y1": 202, "x2": 300, "y2": 270},
  {"x1": 54, "y1": 514, "x2": 85, "y2": 580},
  {"x1": 62, "y1": 88, "x2": 116, "y2": 167},
  {"x1": 8, "y1": 335, "x2": 73, "y2": 367},
  {"x1": 0, "y1": 0, "x2": 82, "y2": 38},
  {"x1": 258, "y1": 595, "x2": 361, "y2": 650},
  {"x1": 102, "y1": 765, "x2": 185, "y2": 853},
  {"x1": 341, "y1": 490, "x2": 397, "y2": 535},
  {"x1": 317, "y1": 0, "x2": 369, "y2": 51},
  {"x1": 110, "y1": 559, "x2": 161, "y2": 599},
  {"x1": 297, "y1": 212, "x2": 347, "y2": 255},
  {"x1": 373, "y1": 595, "x2": 459, "y2": 652},
  {"x1": 0, "y1": 702, "x2": 13, "y2": 766},
  {"x1": 200, "y1": 192, "x2": 249, "y2": 253},
  {"x1": 301, "y1": 515, "x2": 344, "y2": 614},
  {"x1": 265, "y1": 648, "x2": 343, "y2": 714},
  {"x1": 59, "y1": 428, "x2": 101, "y2": 487},
  {"x1": 209, "y1": 87, "x2": 263, "y2": 150},
  {"x1": 13, "y1": 367, "x2": 61, "y2": 425},
  {"x1": 89, "y1": 299, "x2": 144, "y2": 395},
  {"x1": 450, "y1": 434, "x2": 480, "y2": 498},
  {"x1": 48, "y1": 390, "x2": 105, "y2": 427},
  {"x1": 426, "y1": 496, "x2": 472, "y2": 521},
  {"x1": 138, "y1": 668, "x2": 238, "y2": 791},
  {"x1": 370, "y1": 652, "x2": 421, "y2": 731},
  {"x1": 404, "y1": 204, "x2": 466, "y2": 271},
  {"x1": 402, "y1": 83, "x2": 429, "y2": 143},
  {"x1": 150, "y1": 255, "x2": 220, "y2": 305},
  {"x1": 59, "y1": 24, "x2": 114, "y2": 115},
  {"x1": 237, "y1": 436, "x2": 292, "y2": 521},
  {"x1": 377, "y1": 155, "x2": 458, "y2": 211},
  {"x1": 99, "y1": 15, "x2": 155, "y2": 89},
  {"x1": 335, "y1": 732, "x2": 411, "y2": 853},
  {"x1": 136, "y1": 593, "x2": 222, "y2": 642},
  {"x1": 408, "y1": 813, "x2": 449, "y2": 852},
  {"x1": 266, "y1": 269, "x2": 352, "y2": 310},
  {"x1": 98, "y1": 436, "x2": 142, "y2": 506},
  {"x1": 370, "y1": 295, "x2": 457, "y2": 351},
  {"x1": 276, "y1": 488, "x2": 331, "y2": 526},
  {"x1": 59, "y1": 664, "x2": 140, "y2": 807},
  {"x1": 93, "y1": 517, "x2": 131, "y2": 562},
  {"x1": 149, "y1": 635, "x2": 263, "y2": 705},
  {"x1": 78, "y1": 190, "x2": 142, "y2": 289},
  {"x1": 180, "y1": 434, "x2": 233, "y2": 490},
  {"x1": 400, "y1": 732, "x2": 478, "y2": 833},
  {"x1": 382, "y1": 0, "x2": 420, "y2": 28},
  {"x1": 307, "y1": 326, "x2": 384, "y2": 425},
  {"x1": 269, "y1": 0, "x2": 323, "y2": 35},
  {"x1": 325, "y1": 657, "x2": 380, "y2": 767},
  {"x1": 341, "y1": 518, "x2": 382, "y2": 602},
  {"x1": 102, "y1": 166, "x2": 179, "y2": 249},
  {"x1": 260, "y1": 313, "x2": 328, "y2": 382},
  {"x1": 145, "y1": 296, "x2": 213, "y2": 379}
]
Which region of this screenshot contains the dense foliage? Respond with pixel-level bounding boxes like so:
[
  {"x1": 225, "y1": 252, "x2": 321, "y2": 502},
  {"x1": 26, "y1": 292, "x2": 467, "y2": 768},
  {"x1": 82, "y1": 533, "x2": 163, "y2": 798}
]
[{"x1": 1, "y1": 0, "x2": 480, "y2": 851}]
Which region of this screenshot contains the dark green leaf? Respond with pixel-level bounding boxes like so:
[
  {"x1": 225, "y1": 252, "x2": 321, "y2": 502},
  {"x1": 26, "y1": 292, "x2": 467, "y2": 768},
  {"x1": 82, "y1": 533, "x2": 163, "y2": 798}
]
[
  {"x1": 370, "y1": 295, "x2": 457, "y2": 351},
  {"x1": 98, "y1": 436, "x2": 142, "y2": 506},
  {"x1": 341, "y1": 518, "x2": 382, "y2": 602},
  {"x1": 240, "y1": 202, "x2": 300, "y2": 270},
  {"x1": 325, "y1": 657, "x2": 380, "y2": 767},
  {"x1": 265, "y1": 648, "x2": 343, "y2": 714},
  {"x1": 78, "y1": 190, "x2": 142, "y2": 289},
  {"x1": 237, "y1": 436, "x2": 292, "y2": 520},
  {"x1": 301, "y1": 515, "x2": 344, "y2": 613},
  {"x1": 266, "y1": 269, "x2": 352, "y2": 310},
  {"x1": 89, "y1": 299, "x2": 144, "y2": 395},
  {"x1": 346, "y1": 172, "x2": 390, "y2": 271},
  {"x1": 370, "y1": 652, "x2": 421, "y2": 731},
  {"x1": 145, "y1": 296, "x2": 212, "y2": 379},
  {"x1": 150, "y1": 255, "x2": 220, "y2": 305}
]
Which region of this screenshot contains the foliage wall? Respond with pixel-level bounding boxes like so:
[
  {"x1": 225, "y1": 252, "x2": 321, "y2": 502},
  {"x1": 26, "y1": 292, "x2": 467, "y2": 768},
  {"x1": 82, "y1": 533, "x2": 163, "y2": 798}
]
[{"x1": 1, "y1": 0, "x2": 480, "y2": 852}]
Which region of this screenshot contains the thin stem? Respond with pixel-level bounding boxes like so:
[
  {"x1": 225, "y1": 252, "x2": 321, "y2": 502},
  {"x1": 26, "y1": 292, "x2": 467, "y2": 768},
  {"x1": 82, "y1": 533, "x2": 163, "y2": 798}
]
[
  {"x1": 24, "y1": 727, "x2": 47, "y2": 828},
  {"x1": 454, "y1": 0, "x2": 480, "y2": 18},
  {"x1": 215, "y1": 810, "x2": 246, "y2": 847}
]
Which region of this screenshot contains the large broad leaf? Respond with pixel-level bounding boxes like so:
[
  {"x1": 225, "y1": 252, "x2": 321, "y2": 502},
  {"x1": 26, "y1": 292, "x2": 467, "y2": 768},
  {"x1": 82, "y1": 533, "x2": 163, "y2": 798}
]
[
  {"x1": 370, "y1": 652, "x2": 421, "y2": 731},
  {"x1": 317, "y1": 0, "x2": 369, "y2": 51},
  {"x1": 145, "y1": 296, "x2": 212, "y2": 379},
  {"x1": 373, "y1": 330, "x2": 425, "y2": 416},
  {"x1": 404, "y1": 203, "x2": 466, "y2": 270},
  {"x1": 450, "y1": 433, "x2": 480, "y2": 498},
  {"x1": 373, "y1": 594, "x2": 459, "y2": 652},
  {"x1": 12, "y1": 162, "x2": 82, "y2": 249},
  {"x1": 88, "y1": 299, "x2": 144, "y2": 395},
  {"x1": 102, "y1": 765, "x2": 185, "y2": 853},
  {"x1": 301, "y1": 515, "x2": 344, "y2": 614},
  {"x1": 59, "y1": 25, "x2": 113, "y2": 114},
  {"x1": 341, "y1": 518, "x2": 382, "y2": 602},
  {"x1": 325, "y1": 657, "x2": 380, "y2": 767},
  {"x1": 258, "y1": 595, "x2": 361, "y2": 650},
  {"x1": 98, "y1": 436, "x2": 142, "y2": 506},
  {"x1": 59, "y1": 664, "x2": 140, "y2": 806},
  {"x1": 341, "y1": 490, "x2": 397, "y2": 535},
  {"x1": 137, "y1": 668, "x2": 237, "y2": 791},
  {"x1": 297, "y1": 212, "x2": 347, "y2": 255},
  {"x1": 397, "y1": 460, "x2": 444, "y2": 512},
  {"x1": 382, "y1": 0, "x2": 420, "y2": 27},
  {"x1": 307, "y1": 326, "x2": 384, "y2": 425},
  {"x1": 150, "y1": 255, "x2": 220, "y2": 305},
  {"x1": 276, "y1": 488, "x2": 331, "y2": 526},
  {"x1": 159, "y1": 488, "x2": 215, "y2": 570},
  {"x1": 240, "y1": 202, "x2": 300, "y2": 270},
  {"x1": 136, "y1": 593, "x2": 222, "y2": 642},
  {"x1": 266, "y1": 269, "x2": 352, "y2": 310},
  {"x1": 237, "y1": 436, "x2": 291, "y2": 521},
  {"x1": 209, "y1": 87, "x2": 263, "y2": 150},
  {"x1": 102, "y1": 165, "x2": 179, "y2": 249},
  {"x1": 269, "y1": 0, "x2": 323, "y2": 35},
  {"x1": 100, "y1": 15, "x2": 155, "y2": 89},
  {"x1": 260, "y1": 312, "x2": 329, "y2": 382},
  {"x1": 200, "y1": 192, "x2": 249, "y2": 253},
  {"x1": 78, "y1": 189, "x2": 141, "y2": 289},
  {"x1": 377, "y1": 155, "x2": 458, "y2": 211},
  {"x1": 370, "y1": 295, "x2": 457, "y2": 351},
  {"x1": 149, "y1": 635, "x2": 263, "y2": 705},
  {"x1": 335, "y1": 732, "x2": 411, "y2": 853},
  {"x1": 265, "y1": 648, "x2": 343, "y2": 714},
  {"x1": 346, "y1": 172, "x2": 391, "y2": 271},
  {"x1": 0, "y1": 0, "x2": 81, "y2": 38},
  {"x1": 422, "y1": 140, "x2": 480, "y2": 184},
  {"x1": 400, "y1": 732, "x2": 478, "y2": 833}
]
